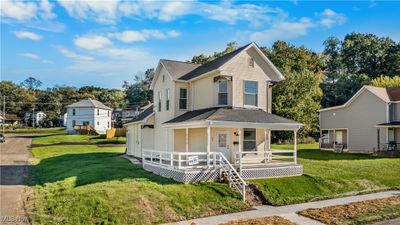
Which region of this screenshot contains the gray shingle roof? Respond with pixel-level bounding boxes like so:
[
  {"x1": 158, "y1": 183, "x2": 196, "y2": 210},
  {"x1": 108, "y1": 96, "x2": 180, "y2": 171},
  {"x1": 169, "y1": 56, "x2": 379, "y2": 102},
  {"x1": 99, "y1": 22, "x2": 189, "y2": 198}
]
[
  {"x1": 127, "y1": 104, "x2": 154, "y2": 123},
  {"x1": 178, "y1": 43, "x2": 252, "y2": 81},
  {"x1": 164, "y1": 107, "x2": 300, "y2": 125},
  {"x1": 160, "y1": 59, "x2": 200, "y2": 80},
  {"x1": 66, "y1": 98, "x2": 111, "y2": 110}
]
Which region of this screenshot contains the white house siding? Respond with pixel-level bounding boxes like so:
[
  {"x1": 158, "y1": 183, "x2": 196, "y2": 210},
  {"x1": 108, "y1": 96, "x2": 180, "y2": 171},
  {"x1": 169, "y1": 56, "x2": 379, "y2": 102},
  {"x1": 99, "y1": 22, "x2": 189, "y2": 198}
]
[
  {"x1": 320, "y1": 90, "x2": 388, "y2": 153},
  {"x1": 66, "y1": 107, "x2": 111, "y2": 134},
  {"x1": 126, "y1": 124, "x2": 141, "y2": 157},
  {"x1": 93, "y1": 108, "x2": 112, "y2": 134},
  {"x1": 153, "y1": 66, "x2": 175, "y2": 152}
]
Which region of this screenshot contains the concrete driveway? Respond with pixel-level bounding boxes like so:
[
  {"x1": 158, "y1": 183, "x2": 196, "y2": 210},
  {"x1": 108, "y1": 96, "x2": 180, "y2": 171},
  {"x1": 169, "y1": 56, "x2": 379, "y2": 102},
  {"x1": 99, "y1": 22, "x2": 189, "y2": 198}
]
[{"x1": 0, "y1": 134, "x2": 32, "y2": 225}]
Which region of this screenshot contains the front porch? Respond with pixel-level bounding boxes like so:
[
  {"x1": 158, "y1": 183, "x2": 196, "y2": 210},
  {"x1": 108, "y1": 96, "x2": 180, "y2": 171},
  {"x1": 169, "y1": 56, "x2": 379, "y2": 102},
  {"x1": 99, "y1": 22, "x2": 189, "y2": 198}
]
[
  {"x1": 320, "y1": 129, "x2": 348, "y2": 152},
  {"x1": 376, "y1": 122, "x2": 400, "y2": 152}
]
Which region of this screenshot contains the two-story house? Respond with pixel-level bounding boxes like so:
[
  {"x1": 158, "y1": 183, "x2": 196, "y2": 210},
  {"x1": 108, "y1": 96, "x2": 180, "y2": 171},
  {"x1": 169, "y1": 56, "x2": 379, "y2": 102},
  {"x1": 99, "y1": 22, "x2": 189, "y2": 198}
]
[
  {"x1": 319, "y1": 85, "x2": 400, "y2": 153},
  {"x1": 124, "y1": 43, "x2": 303, "y2": 199},
  {"x1": 24, "y1": 111, "x2": 47, "y2": 127},
  {"x1": 66, "y1": 98, "x2": 112, "y2": 134}
]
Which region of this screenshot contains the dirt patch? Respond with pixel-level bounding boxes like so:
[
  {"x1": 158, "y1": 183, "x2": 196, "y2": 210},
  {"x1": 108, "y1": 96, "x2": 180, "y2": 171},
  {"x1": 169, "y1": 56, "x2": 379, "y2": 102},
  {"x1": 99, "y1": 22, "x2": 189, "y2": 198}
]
[
  {"x1": 298, "y1": 196, "x2": 400, "y2": 225},
  {"x1": 245, "y1": 183, "x2": 268, "y2": 206},
  {"x1": 218, "y1": 215, "x2": 297, "y2": 225}
]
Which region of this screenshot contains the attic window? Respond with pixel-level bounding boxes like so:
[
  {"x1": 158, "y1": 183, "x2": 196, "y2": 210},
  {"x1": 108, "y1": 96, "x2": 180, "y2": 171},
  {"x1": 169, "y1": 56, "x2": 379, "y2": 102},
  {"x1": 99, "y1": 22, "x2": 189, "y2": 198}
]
[
  {"x1": 248, "y1": 57, "x2": 255, "y2": 68},
  {"x1": 162, "y1": 75, "x2": 165, "y2": 82}
]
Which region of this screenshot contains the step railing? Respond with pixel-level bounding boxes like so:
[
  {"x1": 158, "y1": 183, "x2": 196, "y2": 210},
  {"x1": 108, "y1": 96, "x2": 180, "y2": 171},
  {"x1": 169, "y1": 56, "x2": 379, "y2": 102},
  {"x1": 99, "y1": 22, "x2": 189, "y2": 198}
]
[{"x1": 218, "y1": 153, "x2": 247, "y2": 201}]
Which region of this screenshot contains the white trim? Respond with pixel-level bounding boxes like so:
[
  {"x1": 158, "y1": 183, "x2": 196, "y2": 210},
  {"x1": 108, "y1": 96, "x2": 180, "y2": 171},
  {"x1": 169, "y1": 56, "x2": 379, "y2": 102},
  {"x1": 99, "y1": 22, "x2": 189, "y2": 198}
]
[
  {"x1": 185, "y1": 69, "x2": 220, "y2": 82},
  {"x1": 179, "y1": 87, "x2": 189, "y2": 110}
]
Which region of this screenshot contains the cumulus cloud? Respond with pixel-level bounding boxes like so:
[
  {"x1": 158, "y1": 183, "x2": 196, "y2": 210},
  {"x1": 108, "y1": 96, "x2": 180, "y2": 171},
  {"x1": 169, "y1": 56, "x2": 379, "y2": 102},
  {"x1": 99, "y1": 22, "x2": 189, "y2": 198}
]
[
  {"x1": 73, "y1": 35, "x2": 112, "y2": 50},
  {"x1": 56, "y1": 46, "x2": 94, "y2": 61},
  {"x1": 13, "y1": 31, "x2": 42, "y2": 40},
  {"x1": 317, "y1": 9, "x2": 346, "y2": 28},
  {"x1": 110, "y1": 29, "x2": 181, "y2": 43},
  {"x1": 0, "y1": 0, "x2": 37, "y2": 21}
]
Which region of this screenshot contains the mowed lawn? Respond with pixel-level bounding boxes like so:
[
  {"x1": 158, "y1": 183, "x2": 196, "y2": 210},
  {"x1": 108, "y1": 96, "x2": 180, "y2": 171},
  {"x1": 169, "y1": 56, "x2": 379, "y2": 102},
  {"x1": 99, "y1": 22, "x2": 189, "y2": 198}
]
[
  {"x1": 253, "y1": 144, "x2": 400, "y2": 205},
  {"x1": 31, "y1": 132, "x2": 126, "y2": 145},
  {"x1": 28, "y1": 135, "x2": 248, "y2": 225}
]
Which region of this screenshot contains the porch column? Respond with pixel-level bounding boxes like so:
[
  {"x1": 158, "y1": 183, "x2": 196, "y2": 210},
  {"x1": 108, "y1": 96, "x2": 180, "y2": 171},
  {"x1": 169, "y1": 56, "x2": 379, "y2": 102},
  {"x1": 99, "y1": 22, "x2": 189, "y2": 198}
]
[
  {"x1": 377, "y1": 128, "x2": 380, "y2": 152},
  {"x1": 207, "y1": 125, "x2": 211, "y2": 168},
  {"x1": 294, "y1": 130, "x2": 297, "y2": 164},
  {"x1": 165, "y1": 129, "x2": 168, "y2": 152},
  {"x1": 185, "y1": 128, "x2": 189, "y2": 152},
  {"x1": 238, "y1": 128, "x2": 242, "y2": 176},
  {"x1": 264, "y1": 128, "x2": 267, "y2": 164}
]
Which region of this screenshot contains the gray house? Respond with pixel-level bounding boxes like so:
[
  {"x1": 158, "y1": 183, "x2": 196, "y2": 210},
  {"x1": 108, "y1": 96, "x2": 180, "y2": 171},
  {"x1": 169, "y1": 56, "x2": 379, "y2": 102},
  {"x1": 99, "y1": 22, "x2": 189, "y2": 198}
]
[{"x1": 319, "y1": 85, "x2": 400, "y2": 153}]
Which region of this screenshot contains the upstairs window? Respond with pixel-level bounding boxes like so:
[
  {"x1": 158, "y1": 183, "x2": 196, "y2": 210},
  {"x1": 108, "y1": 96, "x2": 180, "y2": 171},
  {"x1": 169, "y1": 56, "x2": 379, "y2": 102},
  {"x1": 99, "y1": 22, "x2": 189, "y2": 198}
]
[
  {"x1": 108, "y1": 111, "x2": 110, "y2": 117},
  {"x1": 97, "y1": 109, "x2": 100, "y2": 116},
  {"x1": 218, "y1": 80, "x2": 228, "y2": 105},
  {"x1": 244, "y1": 81, "x2": 258, "y2": 106},
  {"x1": 166, "y1": 89, "x2": 170, "y2": 111},
  {"x1": 179, "y1": 88, "x2": 188, "y2": 110},
  {"x1": 158, "y1": 91, "x2": 162, "y2": 112},
  {"x1": 248, "y1": 57, "x2": 255, "y2": 68},
  {"x1": 162, "y1": 75, "x2": 165, "y2": 82},
  {"x1": 72, "y1": 109, "x2": 76, "y2": 116},
  {"x1": 243, "y1": 128, "x2": 257, "y2": 151}
]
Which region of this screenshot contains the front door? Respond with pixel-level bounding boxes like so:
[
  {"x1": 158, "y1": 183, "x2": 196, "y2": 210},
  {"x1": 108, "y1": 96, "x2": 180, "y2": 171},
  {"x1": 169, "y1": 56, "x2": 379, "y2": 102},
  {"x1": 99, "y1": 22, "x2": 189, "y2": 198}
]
[
  {"x1": 216, "y1": 132, "x2": 230, "y2": 160},
  {"x1": 335, "y1": 131, "x2": 343, "y2": 144}
]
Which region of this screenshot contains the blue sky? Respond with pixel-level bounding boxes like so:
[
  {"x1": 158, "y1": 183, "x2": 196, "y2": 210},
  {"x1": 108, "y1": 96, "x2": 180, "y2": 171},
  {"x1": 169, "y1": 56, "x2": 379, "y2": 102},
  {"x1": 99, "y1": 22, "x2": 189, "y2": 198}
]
[{"x1": 1, "y1": 0, "x2": 400, "y2": 89}]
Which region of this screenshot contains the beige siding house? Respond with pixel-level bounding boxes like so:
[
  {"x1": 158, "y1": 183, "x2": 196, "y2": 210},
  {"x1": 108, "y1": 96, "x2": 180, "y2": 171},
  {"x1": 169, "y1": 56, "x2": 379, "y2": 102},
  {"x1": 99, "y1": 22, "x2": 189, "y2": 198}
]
[
  {"x1": 319, "y1": 86, "x2": 400, "y2": 153},
  {"x1": 124, "y1": 43, "x2": 303, "y2": 200}
]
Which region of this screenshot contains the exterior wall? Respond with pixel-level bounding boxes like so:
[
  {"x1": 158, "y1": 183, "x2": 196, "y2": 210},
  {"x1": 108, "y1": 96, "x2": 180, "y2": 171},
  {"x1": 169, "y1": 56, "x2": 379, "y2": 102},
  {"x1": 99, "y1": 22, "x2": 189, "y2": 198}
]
[
  {"x1": 393, "y1": 102, "x2": 400, "y2": 121},
  {"x1": 66, "y1": 107, "x2": 111, "y2": 134},
  {"x1": 153, "y1": 66, "x2": 175, "y2": 152},
  {"x1": 320, "y1": 90, "x2": 388, "y2": 153}
]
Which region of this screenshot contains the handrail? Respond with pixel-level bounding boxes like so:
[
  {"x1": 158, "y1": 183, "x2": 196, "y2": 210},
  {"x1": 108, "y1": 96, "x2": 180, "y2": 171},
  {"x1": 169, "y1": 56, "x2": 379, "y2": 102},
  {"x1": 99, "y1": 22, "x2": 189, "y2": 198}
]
[{"x1": 219, "y1": 154, "x2": 246, "y2": 185}]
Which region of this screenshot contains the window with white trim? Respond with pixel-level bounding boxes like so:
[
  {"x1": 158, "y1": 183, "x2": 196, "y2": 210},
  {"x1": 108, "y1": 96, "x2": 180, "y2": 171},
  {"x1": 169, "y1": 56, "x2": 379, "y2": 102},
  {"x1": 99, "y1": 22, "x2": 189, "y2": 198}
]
[
  {"x1": 218, "y1": 80, "x2": 228, "y2": 105},
  {"x1": 97, "y1": 109, "x2": 100, "y2": 115},
  {"x1": 243, "y1": 128, "x2": 256, "y2": 151},
  {"x1": 72, "y1": 109, "x2": 76, "y2": 116},
  {"x1": 248, "y1": 57, "x2": 255, "y2": 68},
  {"x1": 244, "y1": 81, "x2": 258, "y2": 106},
  {"x1": 166, "y1": 89, "x2": 170, "y2": 111},
  {"x1": 179, "y1": 88, "x2": 188, "y2": 110},
  {"x1": 158, "y1": 91, "x2": 162, "y2": 112}
]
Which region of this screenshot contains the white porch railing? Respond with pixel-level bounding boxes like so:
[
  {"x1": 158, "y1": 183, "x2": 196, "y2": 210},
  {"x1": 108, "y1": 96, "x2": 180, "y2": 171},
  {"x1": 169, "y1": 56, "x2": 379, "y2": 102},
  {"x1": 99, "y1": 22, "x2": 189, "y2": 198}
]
[{"x1": 234, "y1": 149, "x2": 297, "y2": 166}]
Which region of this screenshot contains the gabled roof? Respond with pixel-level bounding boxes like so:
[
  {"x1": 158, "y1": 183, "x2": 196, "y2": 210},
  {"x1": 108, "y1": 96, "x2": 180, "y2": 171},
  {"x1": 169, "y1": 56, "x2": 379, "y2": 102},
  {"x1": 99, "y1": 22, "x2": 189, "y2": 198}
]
[
  {"x1": 125, "y1": 104, "x2": 154, "y2": 124},
  {"x1": 318, "y1": 86, "x2": 400, "y2": 112},
  {"x1": 164, "y1": 107, "x2": 301, "y2": 125},
  {"x1": 150, "y1": 42, "x2": 285, "y2": 89},
  {"x1": 66, "y1": 98, "x2": 112, "y2": 110}
]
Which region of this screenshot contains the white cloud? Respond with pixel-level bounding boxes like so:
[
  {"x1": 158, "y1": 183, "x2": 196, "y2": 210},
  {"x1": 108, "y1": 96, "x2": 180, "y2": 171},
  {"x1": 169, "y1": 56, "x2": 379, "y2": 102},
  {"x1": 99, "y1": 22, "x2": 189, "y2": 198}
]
[
  {"x1": 39, "y1": 0, "x2": 56, "y2": 20},
  {"x1": 110, "y1": 29, "x2": 180, "y2": 43},
  {"x1": 56, "y1": 46, "x2": 94, "y2": 61},
  {"x1": 20, "y1": 52, "x2": 40, "y2": 60},
  {"x1": 13, "y1": 31, "x2": 42, "y2": 40},
  {"x1": 317, "y1": 9, "x2": 346, "y2": 28},
  {"x1": 0, "y1": 0, "x2": 37, "y2": 21},
  {"x1": 251, "y1": 17, "x2": 315, "y2": 45},
  {"x1": 73, "y1": 35, "x2": 112, "y2": 50}
]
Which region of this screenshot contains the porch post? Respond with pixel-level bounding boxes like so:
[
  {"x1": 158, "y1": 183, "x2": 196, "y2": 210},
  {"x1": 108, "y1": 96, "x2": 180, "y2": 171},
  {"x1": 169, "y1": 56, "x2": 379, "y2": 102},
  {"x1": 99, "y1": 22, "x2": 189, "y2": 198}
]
[
  {"x1": 294, "y1": 130, "x2": 297, "y2": 164},
  {"x1": 377, "y1": 128, "x2": 380, "y2": 152},
  {"x1": 207, "y1": 125, "x2": 211, "y2": 168},
  {"x1": 238, "y1": 128, "x2": 242, "y2": 176},
  {"x1": 185, "y1": 128, "x2": 189, "y2": 152},
  {"x1": 165, "y1": 128, "x2": 168, "y2": 152},
  {"x1": 264, "y1": 128, "x2": 267, "y2": 164}
]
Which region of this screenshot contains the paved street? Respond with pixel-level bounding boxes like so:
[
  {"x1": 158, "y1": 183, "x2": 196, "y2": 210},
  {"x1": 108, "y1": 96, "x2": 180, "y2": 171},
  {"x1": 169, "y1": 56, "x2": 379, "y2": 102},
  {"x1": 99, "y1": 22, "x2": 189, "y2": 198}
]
[{"x1": 0, "y1": 134, "x2": 32, "y2": 225}]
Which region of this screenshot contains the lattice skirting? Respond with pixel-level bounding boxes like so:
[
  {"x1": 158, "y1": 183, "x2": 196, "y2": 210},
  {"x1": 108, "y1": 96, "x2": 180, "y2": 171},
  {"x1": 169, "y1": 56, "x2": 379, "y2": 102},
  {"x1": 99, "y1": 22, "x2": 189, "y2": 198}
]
[
  {"x1": 241, "y1": 165, "x2": 303, "y2": 179},
  {"x1": 143, "y1": 163, "x2": 219, "y2": 183},
  {"x1": 143, "y1": 163, "x2": 303, "y2": 183}
]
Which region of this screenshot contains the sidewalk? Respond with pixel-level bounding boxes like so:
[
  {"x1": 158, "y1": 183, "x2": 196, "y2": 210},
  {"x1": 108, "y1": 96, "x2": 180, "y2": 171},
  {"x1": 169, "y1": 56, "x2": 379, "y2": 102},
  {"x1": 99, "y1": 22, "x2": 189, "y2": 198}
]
[{"x1": 164, "y1": 190, "x2": 400, "y2": 225}]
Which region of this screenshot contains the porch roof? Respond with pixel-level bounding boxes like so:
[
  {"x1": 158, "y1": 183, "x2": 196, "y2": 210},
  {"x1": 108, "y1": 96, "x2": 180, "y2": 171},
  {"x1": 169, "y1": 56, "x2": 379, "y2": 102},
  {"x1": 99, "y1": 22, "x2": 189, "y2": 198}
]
[
  {"x1": 163, "y1": 107, "x2": 302, "y2": 130},
  {"x1": 377, "y1": 121, "x2": 400, "y2": 127}
]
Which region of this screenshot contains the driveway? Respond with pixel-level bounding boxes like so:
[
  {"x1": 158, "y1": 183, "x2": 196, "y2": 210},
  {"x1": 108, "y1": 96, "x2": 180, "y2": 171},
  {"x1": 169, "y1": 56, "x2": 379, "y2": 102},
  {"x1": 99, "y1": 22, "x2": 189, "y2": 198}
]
[{"x1": 1, "y1": 134, "x2": 32, "y2": 225}]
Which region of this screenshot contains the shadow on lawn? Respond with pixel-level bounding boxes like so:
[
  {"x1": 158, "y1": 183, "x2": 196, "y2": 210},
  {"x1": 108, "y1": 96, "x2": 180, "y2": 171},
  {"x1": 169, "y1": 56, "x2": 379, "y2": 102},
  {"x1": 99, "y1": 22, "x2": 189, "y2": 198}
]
[
  {"x1": 33, "y1": 152, "x2": 175, "y2": 186},
  {"x1": 298, "y1": 149, "x2": 380, "y2": 161}
]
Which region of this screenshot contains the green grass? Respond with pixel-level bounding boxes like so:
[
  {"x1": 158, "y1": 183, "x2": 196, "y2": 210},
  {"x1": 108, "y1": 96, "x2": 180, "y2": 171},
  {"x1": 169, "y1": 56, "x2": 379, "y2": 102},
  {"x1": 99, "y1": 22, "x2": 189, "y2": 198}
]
[
  {"x1": 32, "y1": 133, "x2": 126, "y2": 145},
  {"x1": 5, "y1": 127, "x2": 66, "y2": 134},
  {"x1": 343, "y1": 204, "x2": 400, "y2": 225},
  {"x1": 29, "y1": 143, "x2": 248, "y2": 225},
  {"x1": 252, "y1": 143, "x2": 400, "y2": 205}
]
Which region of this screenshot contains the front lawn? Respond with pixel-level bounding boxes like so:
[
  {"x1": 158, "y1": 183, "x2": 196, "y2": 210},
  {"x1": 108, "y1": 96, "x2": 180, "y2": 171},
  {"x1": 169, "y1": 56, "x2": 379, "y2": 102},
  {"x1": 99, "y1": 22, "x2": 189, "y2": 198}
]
[
  {"x1": 32, "y1": 133, "x2": 126, "y2": 145},
  {"x1": 28, "y1": 141, "x2": 248, "y2": 224},
  {"x1": 253, "y1": 143, "x2": 400, "y2": 205},
  {"x1": 5, "y1": 127, "x2": 66, "y2": 134}
]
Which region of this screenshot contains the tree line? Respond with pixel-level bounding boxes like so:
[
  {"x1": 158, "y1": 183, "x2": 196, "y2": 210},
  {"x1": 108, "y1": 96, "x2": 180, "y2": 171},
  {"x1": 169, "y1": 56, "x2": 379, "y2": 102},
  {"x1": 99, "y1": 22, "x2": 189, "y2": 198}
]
[{"x1": 1, "y1": 32, "x2": 399, "y2": 138}]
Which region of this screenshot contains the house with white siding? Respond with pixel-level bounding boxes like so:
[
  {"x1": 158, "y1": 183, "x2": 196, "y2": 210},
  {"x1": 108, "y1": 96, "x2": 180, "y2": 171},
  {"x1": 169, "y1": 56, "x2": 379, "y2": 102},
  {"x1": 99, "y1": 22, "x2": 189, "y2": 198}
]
[
  {"x1": 319, "y1": 86, "x2": 400, "y2": 153},
  {"x1": 124, "y1": 43, "x2": 303, "y2": 200},
  {"x1": 66, "y1": 99, "x2": 112, "y2": 134}
]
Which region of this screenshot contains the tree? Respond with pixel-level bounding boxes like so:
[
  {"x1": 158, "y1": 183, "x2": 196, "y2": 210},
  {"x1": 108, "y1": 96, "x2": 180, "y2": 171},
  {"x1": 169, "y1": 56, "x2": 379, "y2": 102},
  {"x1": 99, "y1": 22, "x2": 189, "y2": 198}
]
[
  {"x1": 191, "y1": 42, "x2": 238, "y2": 64},
  {"x1": 371, "y1": 76, "x2": 400, "y2": 88},
  {"x1": 21, "y1": 77, "x2": 42, "y2": 90},
  {"x1": 123, "y1": 68, "x2": 155, "y2": 107}
]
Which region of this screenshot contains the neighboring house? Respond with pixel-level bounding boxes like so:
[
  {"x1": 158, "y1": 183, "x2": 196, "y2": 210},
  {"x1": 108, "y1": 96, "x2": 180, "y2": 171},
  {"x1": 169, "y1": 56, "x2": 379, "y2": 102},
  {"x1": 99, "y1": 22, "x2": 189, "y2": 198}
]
[
  {"x1": 59, "y1": 113, "x2": 67, "y2": 126},
  {"x1": 121, "y1": 106, "x2": 140, "y2": 124},
  {"x1": 124, "y1": 43, "x2": 303, "y2": 198},
  {"x1": 24, "y1": 111, "x2": 46, "y2": 127},
  {"x1": 319, "y1": 86, "x2": 400, "y2": 153},
  {"x1": 0, "y1": 113, "x2": 23, "y2": 126},
  {"x1": 66, "y1": 99, "x2": 112, "y2": 134}
]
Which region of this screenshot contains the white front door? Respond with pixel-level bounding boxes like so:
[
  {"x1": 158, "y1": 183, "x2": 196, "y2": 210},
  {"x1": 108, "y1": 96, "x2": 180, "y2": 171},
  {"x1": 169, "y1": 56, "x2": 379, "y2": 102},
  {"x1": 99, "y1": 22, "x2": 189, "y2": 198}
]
[
  {"x1": 215, "y1": 132, "x2": 230, "y2": 160},
  {"x1": 335, "y1": 131, "x2": 343, "y2": 144}
]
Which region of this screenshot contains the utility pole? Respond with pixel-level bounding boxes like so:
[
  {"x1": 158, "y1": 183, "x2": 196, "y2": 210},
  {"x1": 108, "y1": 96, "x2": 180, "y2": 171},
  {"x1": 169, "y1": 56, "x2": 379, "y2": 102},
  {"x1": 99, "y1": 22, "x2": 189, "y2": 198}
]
[
  {"x1": 32, "y1": 107, "x2": 35, "y2": 128},
  {"x1": 2, "y1": 96, "x2": 5, "y2": 134}
]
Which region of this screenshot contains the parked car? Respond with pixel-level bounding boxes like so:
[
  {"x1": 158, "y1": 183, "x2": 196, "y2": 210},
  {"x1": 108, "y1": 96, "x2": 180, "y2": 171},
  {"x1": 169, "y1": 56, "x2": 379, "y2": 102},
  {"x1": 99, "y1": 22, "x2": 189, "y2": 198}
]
[{"x1": 0, "y1": 134, "x2": 5, "y2": 143}]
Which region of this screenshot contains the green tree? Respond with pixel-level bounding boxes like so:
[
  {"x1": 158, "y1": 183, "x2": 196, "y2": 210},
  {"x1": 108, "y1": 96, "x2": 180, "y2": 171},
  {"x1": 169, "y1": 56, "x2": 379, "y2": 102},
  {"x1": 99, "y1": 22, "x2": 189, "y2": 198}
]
[
  {"x1": 371, "y1": 76, "x2": 400, "y2": 88},
  {"x1": 191, "y1": 42, "x2": 238, "y2": 64},
  {"x1": 21, "y1": 77, "x2": 42, "y2": 90},
  {"x1": 123, "y1": 68, "x2": 155, "y2": 107}
]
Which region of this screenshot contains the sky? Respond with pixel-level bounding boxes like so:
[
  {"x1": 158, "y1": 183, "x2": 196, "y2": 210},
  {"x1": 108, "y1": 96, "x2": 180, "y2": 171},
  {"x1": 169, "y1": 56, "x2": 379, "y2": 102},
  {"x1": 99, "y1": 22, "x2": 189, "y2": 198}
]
[{"x1": 1, "y1": 0, "x2": 400, "y2": 89}]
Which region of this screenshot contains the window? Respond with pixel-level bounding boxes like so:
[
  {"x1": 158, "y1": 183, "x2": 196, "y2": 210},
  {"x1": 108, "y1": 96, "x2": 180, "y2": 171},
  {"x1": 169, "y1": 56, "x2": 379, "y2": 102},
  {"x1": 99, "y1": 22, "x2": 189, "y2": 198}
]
[
  {"x1": 97, "y1": 109, "x2": 100, "y2": 115},
  {"x1": 179, "y1": 88, "x2": 188, "y2": 110},
  {"x1": 97, "y1": 121, "x2": 99, "y2": 125},
  {"x1": 72, "y1": 109, "x2": 76, "y2": 116},
  {"x1": 108, "y1": 111, "x2": 110, "y2": 117},
  {"x1": 72, "y1": 120, "x2": 76, "y2": 127},
  {"x1": 108, "y1": 121, "x2": 110, "y2": 128},
  {"x1": 248, "y1": 57, "x2": 255, "y2": 68},
  {"x1": 162, "y1": 75, "x2": 165, "y2": 82},
  {"x1": 243, "y1": 128, "x2": 256, "y2": 151},
  {"x1": 244, "y1": 81, "x2": 258, "y2": 106},
  {"x1": 218, "y1": 80, "x2": 228, "y2": 105},
  {"x1": 166, "y1": 89, "x2": 170, "y2": 111},
  {"x1": 158, "y1": 91, "x2": 162, "y2": 112}
]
